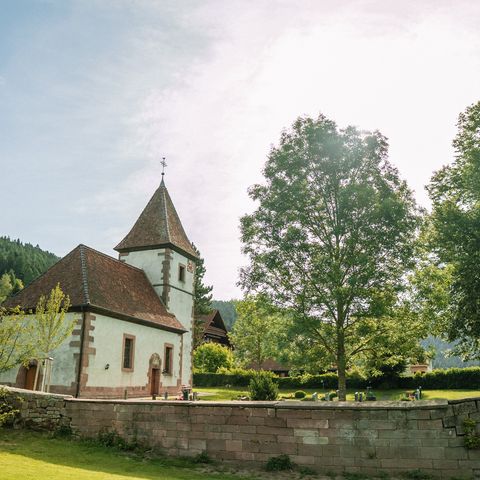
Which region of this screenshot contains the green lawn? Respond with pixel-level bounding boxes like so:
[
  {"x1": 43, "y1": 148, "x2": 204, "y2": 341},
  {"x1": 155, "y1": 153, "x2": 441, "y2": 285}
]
[
  {"x1": 196, "y1": 386, "x2": 480, "y2": 401},
  {"x1": 0, "y1": 429, "x2": 247, "y2": 480}
]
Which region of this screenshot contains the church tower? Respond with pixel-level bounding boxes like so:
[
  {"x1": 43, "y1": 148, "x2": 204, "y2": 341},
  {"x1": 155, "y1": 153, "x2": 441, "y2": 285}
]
[{"x1": 114, "y1": 175, "x2": 197, "y2": 386}]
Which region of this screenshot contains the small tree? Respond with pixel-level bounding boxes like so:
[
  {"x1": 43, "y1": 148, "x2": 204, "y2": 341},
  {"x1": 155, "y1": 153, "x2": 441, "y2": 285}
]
[
  {"x1": 193, "y1": 342, "x2": 233, "y2": 373},
  {"x1": 248, "y1": 371, "x2": 278, "y2": 401},
  {"x1": 32, "y1": 284, "x2": 73, "y2": 391},
  {"x1": 0, "y1": 272, "x2": 23, "y2": 304},
  {"x1": 0, "y1": 306, "x2": 33, "y2": 374}
]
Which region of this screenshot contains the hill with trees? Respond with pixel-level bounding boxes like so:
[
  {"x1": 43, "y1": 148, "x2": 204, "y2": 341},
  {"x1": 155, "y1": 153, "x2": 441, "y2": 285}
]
[{"x1": 0, "y1": 236, "x2": 59, "y2": 289}]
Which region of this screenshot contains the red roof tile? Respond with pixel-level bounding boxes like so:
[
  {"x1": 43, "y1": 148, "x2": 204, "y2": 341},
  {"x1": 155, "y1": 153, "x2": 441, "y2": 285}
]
[
  {"x1": 114, "y1": 180, "x2": 197, "y2": 258},
  {"x1": 3, "y1": 245, "x2": 185, "y2": 333}
]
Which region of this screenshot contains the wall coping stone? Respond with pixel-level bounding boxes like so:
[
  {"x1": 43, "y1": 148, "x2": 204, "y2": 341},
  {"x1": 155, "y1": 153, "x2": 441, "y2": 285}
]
[
  {"x1": 448, "y1": 397, "x2": 480, "y2": 404},
  {"x1": 64, "y1": 397, "x2": 449, "y2": 410},
  {"x1": 2, "y1": 385, "x2": 73, "y2": 399}
]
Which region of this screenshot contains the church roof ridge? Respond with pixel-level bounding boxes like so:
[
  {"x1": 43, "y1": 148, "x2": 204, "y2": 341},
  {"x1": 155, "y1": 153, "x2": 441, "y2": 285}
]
[
  {"x1": 77, "y1": 244, "x2": 147, "y2": 274},
  {"x1": 114, "y1": 180, "x2": 197, "y2": 259},
  {"x1": 79, "y1": 245, "x2": 91, "y2": 305},
  {"x1": 2, "y1": 243, "x2": 186, "y2": 333}
]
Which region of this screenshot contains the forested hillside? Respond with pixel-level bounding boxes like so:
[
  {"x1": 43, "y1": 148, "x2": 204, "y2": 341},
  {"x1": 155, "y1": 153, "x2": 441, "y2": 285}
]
[{"x1": 0, "y1": 236, "x2": 59, "y2": 285}]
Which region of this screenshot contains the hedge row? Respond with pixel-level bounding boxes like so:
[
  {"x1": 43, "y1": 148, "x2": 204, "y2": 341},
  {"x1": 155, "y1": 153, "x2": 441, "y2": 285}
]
[{"x1": 193, "y1": 367, "x2": 480, "y2": 390}]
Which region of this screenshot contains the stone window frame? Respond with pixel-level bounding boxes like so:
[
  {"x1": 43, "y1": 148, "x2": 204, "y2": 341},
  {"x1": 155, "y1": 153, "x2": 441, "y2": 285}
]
[
  {"x1": 178, "y1": 263, "x2": 186, "y2": 283},
  {"x1": 122, "y1": 334, "x2": 136, "y2": 372},
  {"x1": 163, "y1": 343, "x2": 174, "y2": 375}
]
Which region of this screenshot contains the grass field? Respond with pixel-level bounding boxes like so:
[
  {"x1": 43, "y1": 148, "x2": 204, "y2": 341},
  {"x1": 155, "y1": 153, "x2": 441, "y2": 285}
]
[
  {"x1": 196, "y1": 387, "x2": 480, "y2": 401},
  {"x1": 0, "y1": 429, "x2": 247, "y2": 480}
]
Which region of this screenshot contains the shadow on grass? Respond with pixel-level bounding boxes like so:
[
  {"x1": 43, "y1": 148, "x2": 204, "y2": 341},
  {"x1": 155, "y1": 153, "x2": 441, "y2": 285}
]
[{"x1": 0, "y1": 428, "x2": 241, "y2": 480}]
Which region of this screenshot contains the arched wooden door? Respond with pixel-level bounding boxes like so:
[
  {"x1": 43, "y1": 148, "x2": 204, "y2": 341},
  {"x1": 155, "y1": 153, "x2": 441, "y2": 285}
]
[
  {"x1": 149, "y1": 353, "x2": 161, "y2": 396},
  {"x1": 25, "y1": 363, "x2": 38, "y2": 390}
]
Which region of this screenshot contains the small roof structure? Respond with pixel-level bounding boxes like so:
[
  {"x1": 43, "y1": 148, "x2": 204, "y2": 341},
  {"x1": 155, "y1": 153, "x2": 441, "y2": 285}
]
[
  {"x1": 247, "y1": 358, "x2": 290, "y2": 374},
  {"x1": 196, "y1": 309, "x2": 231, "y2": 347},
  {"x1": 3, "y1": 244, "x2": 186, "y2": 333},
  {"x1": 114, "y1": 179, "x2": 197, "y2": 259}
]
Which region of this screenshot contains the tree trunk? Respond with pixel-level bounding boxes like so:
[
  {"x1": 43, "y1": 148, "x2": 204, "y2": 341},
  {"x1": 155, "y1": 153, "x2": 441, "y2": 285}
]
[{"x1": 337, "y1": 335, "x2": 347, "y2": 401}]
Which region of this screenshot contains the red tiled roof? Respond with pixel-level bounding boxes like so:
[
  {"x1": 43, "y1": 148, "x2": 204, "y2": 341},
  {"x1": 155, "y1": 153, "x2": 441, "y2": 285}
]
[
  {"x1": 114, "y1": 179, "x2": 197, "y2": 258},
  {"x1": 3, "y1": 245, "x2": 186, "y2": 333}
]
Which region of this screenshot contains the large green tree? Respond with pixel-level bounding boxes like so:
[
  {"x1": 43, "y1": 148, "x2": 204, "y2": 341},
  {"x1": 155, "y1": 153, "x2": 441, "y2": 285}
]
[
  {"x1": 229, "y1": 296, "x2": 284, "y2": 368},
  {"x1": 240, "y1": 114, "x2": 419, "y2": 399},
  {"x1": 427, "y1": 101, "x2": 480, "y2": 357}
]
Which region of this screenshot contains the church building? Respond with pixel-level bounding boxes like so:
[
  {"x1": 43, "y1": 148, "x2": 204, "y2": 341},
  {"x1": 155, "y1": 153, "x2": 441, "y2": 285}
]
[{"x1": 0, "y1": 177, "x2": 197, "y2": 398}]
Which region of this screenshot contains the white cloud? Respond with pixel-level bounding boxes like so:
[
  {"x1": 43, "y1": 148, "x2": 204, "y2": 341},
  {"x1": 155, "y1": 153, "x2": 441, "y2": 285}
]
[{"x1": 2, "y1": 1, "x2": 479, "y2": 299}]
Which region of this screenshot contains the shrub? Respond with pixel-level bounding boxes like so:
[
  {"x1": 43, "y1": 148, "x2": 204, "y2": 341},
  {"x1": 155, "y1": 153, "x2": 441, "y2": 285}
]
[
  {"x1": 294, "y1": 390, "x2": 307, "y2": 399},
  {"x1": 463, "y1": 418, "x2": 480, "y2": 449},
  {"x1": 248, "y1": 371, "x2": 278, "y2": 401},
  {"x1": 195, "y1": 366, "x2": 480, "y2": 391},
  {"x1": 193, "y1": 343, "x2": 234, "y2": 373},
  {"x1": 400, "y1": 470, "x2": 433, "y2": 480},
  {"x1": 0, "y1": 387, "x2": 20, "y2": 427},
  {"x1": 265, "y1": 454, "x2": 294, "y2": 471},
  {"x1": 97, "y1": 429, "x2": 139, "y2": 451},
  {"x1": 192, "y1": 451, "x2": 212, "y2": 464}
]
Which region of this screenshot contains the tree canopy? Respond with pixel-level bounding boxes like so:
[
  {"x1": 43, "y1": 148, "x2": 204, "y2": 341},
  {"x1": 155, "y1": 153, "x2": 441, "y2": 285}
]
[
  {"x1": 229, "y1": 296, "x2": 284, "y2": 368},
  {"x1": 427, "y1": 101, "x2": 480, "y2": 358},
  {"x1": 240, "y1": 114, "x2": 420, "y2": 399}
]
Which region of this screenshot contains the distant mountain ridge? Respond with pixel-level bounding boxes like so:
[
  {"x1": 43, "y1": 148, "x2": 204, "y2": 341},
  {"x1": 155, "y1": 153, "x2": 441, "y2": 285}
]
[{"x1": 0, "y1": 236, "x2": 59, "y2": 285}]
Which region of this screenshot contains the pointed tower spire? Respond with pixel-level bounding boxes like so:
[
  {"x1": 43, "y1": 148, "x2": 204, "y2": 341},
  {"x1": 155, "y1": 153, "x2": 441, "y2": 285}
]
[{"x1": 114, "y1": 169, "x2": 197, "y2": 259}]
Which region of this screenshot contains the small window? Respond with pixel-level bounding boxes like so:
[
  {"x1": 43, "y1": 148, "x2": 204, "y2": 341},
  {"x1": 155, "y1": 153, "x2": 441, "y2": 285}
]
[
  {"x1": 178, "y1": 264, "x2": 185, "y2": 283},
  {"x1": 163, "y1": 345, "x2": 173, "y2": 374},
  {"x1": 123, "y1": 335, "x2": 135, "y2": 371}
]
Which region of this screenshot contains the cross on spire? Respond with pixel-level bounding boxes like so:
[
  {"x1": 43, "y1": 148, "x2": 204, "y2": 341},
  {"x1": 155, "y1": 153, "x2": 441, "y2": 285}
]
[{"x1": 161, "y1": 157, "x2": 167, "y2": 178}]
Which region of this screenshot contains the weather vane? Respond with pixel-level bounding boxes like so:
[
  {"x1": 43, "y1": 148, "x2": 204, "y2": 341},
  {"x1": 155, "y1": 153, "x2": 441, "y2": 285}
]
[{"x1": 161, "y1": 157, "x2": 167, "y2": 178}]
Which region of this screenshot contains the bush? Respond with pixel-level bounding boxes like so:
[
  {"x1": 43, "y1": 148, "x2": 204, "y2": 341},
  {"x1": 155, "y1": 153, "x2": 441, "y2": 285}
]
[
  {"x1": 265, "y1": 454, "x2": 294, "y2": 471},
  {"x1": 0, "y1": 387, "x2": 20, "y2": 427},
  {"x1": 195, "y1": 366, "x2": 480, "y2": 391},
  {"x1": 192, "y1": 451, "x2": 213, "y2": 464},
  {"x1": 248, "y1": 371, "x2": 279, "y2": 401},
  {"x1": 294, "y1": 390, "x2": 307, "y2": 399},
  {"x1": 193, "y1": 370, "x2": 256, "y2": 387},
  {"x1": 193, "y1": 343, "x2": 234, "y2": 373}
]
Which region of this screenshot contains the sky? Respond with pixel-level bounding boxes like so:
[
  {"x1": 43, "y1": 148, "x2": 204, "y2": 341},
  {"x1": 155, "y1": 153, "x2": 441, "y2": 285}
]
[{"x1": 0, "y1": 0, "x2": 479, "y2": 300}]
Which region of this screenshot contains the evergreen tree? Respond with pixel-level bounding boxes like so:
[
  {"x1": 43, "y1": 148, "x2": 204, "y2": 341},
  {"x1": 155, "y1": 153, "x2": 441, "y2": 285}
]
[
  {"x1": 0, "y1": 237, "x2": 59, "y2": 285},
  {"x1": 192, "y1": 244, "x2": 213, "y2": 348}
]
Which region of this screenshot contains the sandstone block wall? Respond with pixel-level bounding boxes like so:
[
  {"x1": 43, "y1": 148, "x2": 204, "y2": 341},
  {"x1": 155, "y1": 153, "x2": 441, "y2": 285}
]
[
  {"x1": 2, "y1": 386, "x2": 71, "y2": 431},
  {"x1": 3, "y1": 386, "x2": 480, "y2": 478}
]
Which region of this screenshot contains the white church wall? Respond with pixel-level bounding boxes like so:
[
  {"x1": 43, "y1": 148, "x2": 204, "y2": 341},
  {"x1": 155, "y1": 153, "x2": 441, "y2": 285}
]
[
  {"x1": 86, "y1": 313, "x2": 182, "y2": 390},
  {"x1": 168, "y1": 250, "x2": 194, "y2": 385},
  {"x1": 0, "y1": 312, "x2": 81, "y2": 391},
  {"x1": 120, "y1": 248, "x2": 194, "y2": 387},
  {"x1": 121, "y1": 248, "x2": 163, "y2": 285}
]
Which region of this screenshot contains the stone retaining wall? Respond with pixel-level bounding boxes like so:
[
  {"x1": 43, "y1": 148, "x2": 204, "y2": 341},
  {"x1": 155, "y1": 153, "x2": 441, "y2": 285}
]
[
  {"x1": 2, "y1": 386, "x2": 480, "y2": 478},
  {"x1": 2, "y1": 386, "x2": 70, "y2": 431}
]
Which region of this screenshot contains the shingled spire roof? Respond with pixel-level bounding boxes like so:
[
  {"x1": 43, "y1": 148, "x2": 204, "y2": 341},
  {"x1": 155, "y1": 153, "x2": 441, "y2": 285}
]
[
  {"x1": 114, "y1": 179, "x2": 197, "y2": 259},
  {"x1": 3, "y1": 244, "x2": 186, "y2": 333}
]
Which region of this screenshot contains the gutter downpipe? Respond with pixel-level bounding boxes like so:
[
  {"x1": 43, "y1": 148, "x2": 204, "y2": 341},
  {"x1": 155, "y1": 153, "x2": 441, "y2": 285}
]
[{"x1": 76, "y1": 306, "x2": 87, "y2": 398}]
